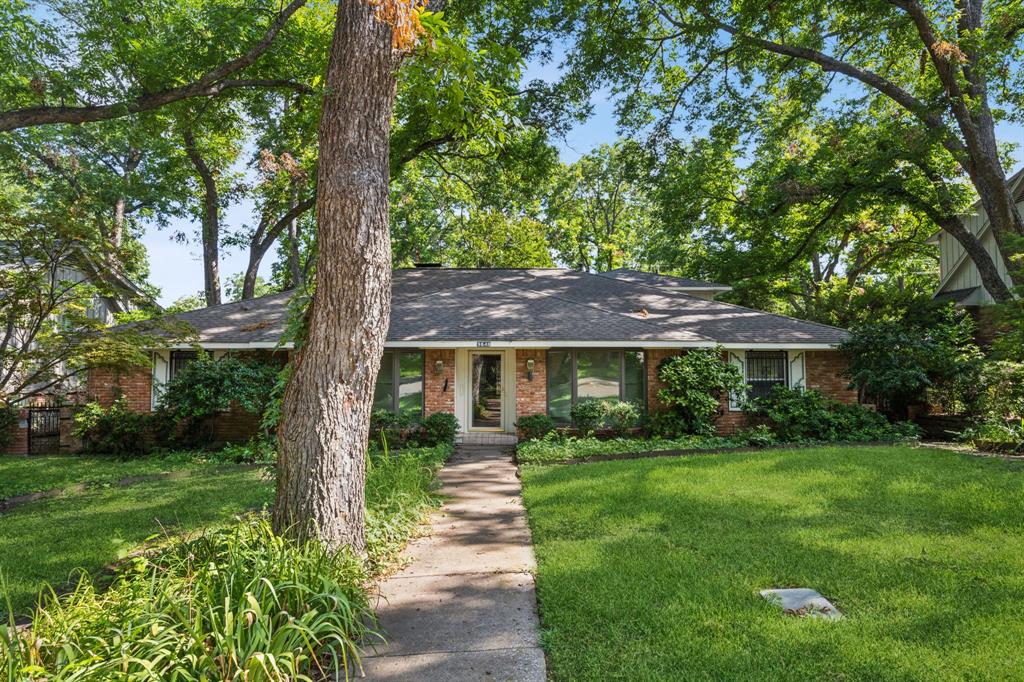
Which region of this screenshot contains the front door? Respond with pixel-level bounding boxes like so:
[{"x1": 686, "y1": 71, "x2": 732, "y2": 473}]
[{"x1": 470, "y1": 352, "x2": 503, "y2": 430}]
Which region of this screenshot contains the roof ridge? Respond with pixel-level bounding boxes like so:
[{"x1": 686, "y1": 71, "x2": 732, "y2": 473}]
[{"x1": 596, "y1": 268, "x2": 729, "y2": 289}]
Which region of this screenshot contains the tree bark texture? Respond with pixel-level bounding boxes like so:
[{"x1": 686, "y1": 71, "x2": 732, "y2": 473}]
[
  {"x1": 183, "y1": 130, "x2": 223, "y2": 307},
  {"x1": 272, "y1": 0, "x2": 397, "y2": 551}
]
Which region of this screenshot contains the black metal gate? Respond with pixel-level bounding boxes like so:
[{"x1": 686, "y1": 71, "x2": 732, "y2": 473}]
[{"x1": 28, "y1": 408, "x2": 61, "y2": 455}]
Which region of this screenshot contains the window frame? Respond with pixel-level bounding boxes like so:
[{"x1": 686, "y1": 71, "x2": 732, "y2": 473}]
[
  {"x1": 168, "y1": 350, "x2": 209, "y2": 381},
  {"x1": 546, "y1": 349, "x2": 647, "y2": 422},
  {"x1": 375, "y1": 349, "x2": 425, "y2": 419},
  {"x1": 744, "y1": 350, "x2": 789, "y2": 402}
]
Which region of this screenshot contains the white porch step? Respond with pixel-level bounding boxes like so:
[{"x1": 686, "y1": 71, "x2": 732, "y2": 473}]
[{"x1": 456, "y1": 432, "x2": 518, "y2": 446}]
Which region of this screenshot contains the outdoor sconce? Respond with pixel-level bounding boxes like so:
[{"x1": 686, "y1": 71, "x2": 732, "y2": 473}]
[
  {"x1": 434, "y1": 359, "x2": 444, "y2": 375},
  {"x1": 526, "y1": 358, "x2": 535, "y2": 381}
]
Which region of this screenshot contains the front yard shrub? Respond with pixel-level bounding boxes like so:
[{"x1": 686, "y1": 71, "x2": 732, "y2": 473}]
[
  {"x1": 749, "y1": 386, "x2": 920, "y2": 442},
  {"x1": 159, "y1": 355, "x2": 280, "y2": 445},
  {"x1": 570, "y1": 400, "x2": 607, "y2": 435},
  {"x1": 604, "y1": 400, "x2": 641, "y2": 435},
  {"x1": 656, "y1": 347, "x2": 745, "y2": 436},
  {"x1": 517, "y1": 414, "x2": 556, "y2": 440},
  {"x1": 841, "y1": 309, "x2": 983, "y2": 417},
  {"x1": 2, "y1": 518, "x2": 373, "y2": 680},
  {"x1": 369, "y1": 409, "x2": 413, "y2": 449},
  {"x1": 72, "y1": 397, "x2": 163, "y2": 457},
  {"x1": 415, "y1": 412, "x2": 460, "y2": 447},
  {"x1": 570, "y1": 399, "x2": 641, "y2": 436}
]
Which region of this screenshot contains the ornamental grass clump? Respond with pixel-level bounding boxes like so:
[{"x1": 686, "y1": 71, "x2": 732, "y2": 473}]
[{"x1": 1, "y1": 518, "x2": 374, "y2": 681}]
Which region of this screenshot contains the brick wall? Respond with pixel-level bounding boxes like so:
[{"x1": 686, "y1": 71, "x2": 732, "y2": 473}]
[
  {"x1": 805, "y1": 351, "x2": 858, "y2": 404},
  {"x1": 645, "y1": 349, "x2": 682, "y2": 412},
  {"x1": 515, "y1": 349, "x2": 547, "y2": 424},
  {"x1": 424, "y1": 349, "x2": 455, "y2": 416},
  {"x1": 87, "y1": 366, "x2": 153, "y2": 412}
]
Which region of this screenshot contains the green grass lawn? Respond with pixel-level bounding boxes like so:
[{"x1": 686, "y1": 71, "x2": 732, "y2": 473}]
[
  {"x1": 0, "y1": 464, "x2": 273, "y2": 615},
  {"x1": 521, "y1": 445, "x2": 1024, "y2": 681},
  {"x1": 0, "y1": 455, "x2": 207, "y2": 499}
]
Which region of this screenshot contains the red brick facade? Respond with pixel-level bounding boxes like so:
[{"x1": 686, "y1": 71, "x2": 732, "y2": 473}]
[
  {"x1": 87, "y1": 366, "x2": 153, "y2": 411},
  {"x1": 515, "y1": 349, "x2": 547, "y2": 422},
  {"x1": 805, "y1": 351, "x2": 858, "y2": 404},
  {"x1": 645, "y1": 349, "x2": 682, "y2": 412},
  {"x1": 424, "y1": 349, "x2": 455, "y2": 415},
  {"x1": 15, "y1": 346, "x2": 854, "y2": 454}
]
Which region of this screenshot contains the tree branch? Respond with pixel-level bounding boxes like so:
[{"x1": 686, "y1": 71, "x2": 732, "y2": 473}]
[{"x1": 0, "y1": 0, "x2": 308, "y2": 132}]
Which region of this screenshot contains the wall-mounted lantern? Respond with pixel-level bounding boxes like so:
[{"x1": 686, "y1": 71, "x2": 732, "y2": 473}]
[
  {"x1": 434, "y1": 359, "x2": 444, "y2": 375},
  {"x1": 526, "y1": 358, "x2": 535, "y2": 381}
]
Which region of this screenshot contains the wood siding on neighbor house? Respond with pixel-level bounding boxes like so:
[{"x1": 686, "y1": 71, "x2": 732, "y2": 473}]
[{"x1": 936, "y1": 200, "x2": 1018, "y2": 303}]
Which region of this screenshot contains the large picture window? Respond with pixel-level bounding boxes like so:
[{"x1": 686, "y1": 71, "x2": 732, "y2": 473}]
[
  {"x1": 546, "y1": 349, "x2": 646, "y2": 423},
  {"x1": 373, "y1": 350, "x2": 424, "y2": 418}
]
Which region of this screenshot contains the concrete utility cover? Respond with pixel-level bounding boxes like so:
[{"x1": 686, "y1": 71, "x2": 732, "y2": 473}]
[{"x1": 760, "y1": 588, "x2": 843, "y2": 620}]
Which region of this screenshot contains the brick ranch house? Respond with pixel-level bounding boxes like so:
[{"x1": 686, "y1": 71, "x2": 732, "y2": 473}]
[{"x1": 83, "y1": 267, "x2": 856, "y2": 445}]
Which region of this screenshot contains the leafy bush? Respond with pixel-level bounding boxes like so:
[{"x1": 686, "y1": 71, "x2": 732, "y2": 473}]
[
  {"x1": 159, "y1": 355, "x2": 280, "y2": 445},
  {"x1": 644, "y1": 410, "x2": 690, "y2": 439},
  {"x1": 656, "y1": 347, "x2": 746, "y2": 435},
  {"x1": 72, "y1": 398, "x2": 165, "y2": 457},
  {"x1": 0, "y1": 406, "x2": 17, "y2": 452},
  {"x1": 978, "y1": 361, "x2": 1024, "y2": 421},
  {"x1": 2, "y1": 518, "x2": 373, "y2": 680},
  {"x1": 415, "y1": 412, "x2": 460, "y2": 447},
  {"x1": 733, "y1": 424, "x2": 778, "y2": 447},
  {"x1": 959, "y1": 419, "x2": 1024, "y2": 454},
  {"x1": 604, "y1": 400, "x2": 641, "y2": 436},
  {"x1": 369, "y1": 409, "x2": 413, "y2": 449},
  {"x1": 517, "y1": 414, "x2": 556, "y2": 441},
  {"x1": 570, "y1": 399, "x2": 608, "y2": 435},
  {"x1": 841, "y1": 309, "x2": 983, "y2": 417},
  {"x1": 749, "y1": 387, "x2": 920, "y2": 443}
]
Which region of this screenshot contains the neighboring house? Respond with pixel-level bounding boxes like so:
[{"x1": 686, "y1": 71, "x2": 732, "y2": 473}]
[
  {"x1": 86, "y1": 267, "x2": 855, "y2": 443},
  {"x1": 2, "y1": 247, "x2": 156, "y2": 455},
  {"x1": 929, "y1": 168, "x2": 1020, "y2": 338}
]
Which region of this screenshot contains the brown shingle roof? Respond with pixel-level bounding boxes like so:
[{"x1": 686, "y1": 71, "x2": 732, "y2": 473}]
[{"x1": 163, "y1": 268, "x2": 848, "y2": 347}]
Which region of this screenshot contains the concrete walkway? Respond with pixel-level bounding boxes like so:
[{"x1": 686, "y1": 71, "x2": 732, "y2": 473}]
[{"x1": 359, "y1": 445, "x2": 546, "y2": 681}]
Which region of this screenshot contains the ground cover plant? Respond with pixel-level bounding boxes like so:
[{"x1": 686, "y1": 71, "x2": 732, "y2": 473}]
[
  {"x1": 521, "y1": 445, "x2": 1024, "y2": 681},
  {"x1": 516, "y1": 433, "x2": 746, "y2": 464},
  {"x1": 0, "y1": 443, "x2": 452, "y2": 679}
]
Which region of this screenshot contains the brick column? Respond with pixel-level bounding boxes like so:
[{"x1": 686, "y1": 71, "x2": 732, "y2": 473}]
[
  {"x1": 423, "y1": 349, "x2": 456, "y2": 416},
  {"x1": 5, "y1": 409, "x2": 28, "y2": 456},
  {"x1": 515, "y1": 349, "x2": 547, "y2": 421},
  {"x1": 645, "y1": 349, "x2": 682, "y2": 413}
]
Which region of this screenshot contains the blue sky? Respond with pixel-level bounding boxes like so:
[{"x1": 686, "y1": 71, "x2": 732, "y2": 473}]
[{"x1": 140, "y1": 62, "x2": 1024, "y2": 306}]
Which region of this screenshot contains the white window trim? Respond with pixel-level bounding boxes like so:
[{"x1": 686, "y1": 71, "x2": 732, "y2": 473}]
[{"x1": 729, "y1": 350, "x2": 805, "y2": 412}]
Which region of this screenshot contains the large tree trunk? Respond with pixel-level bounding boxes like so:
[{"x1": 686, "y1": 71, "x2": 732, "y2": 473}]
[
  {"x1": 272, "y1": 0, "x2": 397, "y2": 551},
  {"x1": 183, "y1": 130, "x2": 223, "y2": 306}
]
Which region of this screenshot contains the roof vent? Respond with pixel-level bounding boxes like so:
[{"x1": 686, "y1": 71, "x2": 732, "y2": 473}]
[{"x1": 413, "y1": 263, "x2": 443, "y2": 268}]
